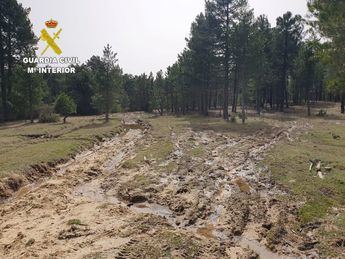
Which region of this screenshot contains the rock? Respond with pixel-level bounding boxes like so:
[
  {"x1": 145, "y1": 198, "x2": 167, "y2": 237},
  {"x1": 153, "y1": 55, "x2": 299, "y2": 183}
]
[
  {"x1": 300, "y1": 222, "x2": 321, "y2": 231},
  {"x1": 316, "y1": 161, "x2": 322, "y2": 171},
  {"x1": 262, "y1": 222, "x2": 273, "y2": 230},
  {"x1": 58, "y1": 225, "x2": 94, "y2": 240},
  {"x1": 334, "y1": 239, "x2": 345, "y2": 247},
  {"x1": 249, "y1": 252, "x2": 259, "y2": 259},
  {"x1": 233, "y1": 227, "x2": 242, "y2": 236},
  {"x1": 309, "y1": 162, "x2": 313, "y2": 172},
  {"x1": 17, "y1": 232, "x2": 25, "y2": 239},
  {"x1": 85, "y1": 170, "x2": 98, "y2": 177},
  {"x1": 176, "y1": 187, "x2": 189, "y2": 194},
  {"x1": 171, "y1": 204, "x2": 185, "y2": 214},
  {"x1": 332, "y1": 133, "x2": 340, "y2": 139},
  {"x1": 324, "y1": 166, "x2": 332, "y2": 172},
  {"x1": 298, "y1": 241, "x2": 319, "y2": 251},
  {"x1": 129, "y1": 194, "x2": 147, "y2": 204},
  {"x1": 26, "y1": 238, "x2": 35, "y2": 247}
]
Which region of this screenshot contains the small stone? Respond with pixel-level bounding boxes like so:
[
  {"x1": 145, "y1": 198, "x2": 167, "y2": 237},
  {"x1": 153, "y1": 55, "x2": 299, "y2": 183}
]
[{"x1": 26, "y1": 238, "x2": 35, "y2": 247}]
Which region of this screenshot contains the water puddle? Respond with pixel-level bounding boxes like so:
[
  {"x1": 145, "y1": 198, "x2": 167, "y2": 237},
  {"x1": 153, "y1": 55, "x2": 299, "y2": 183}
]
[
  {"x1": 239, "y1": 238, "x2": 293, "y2": 259},
  {"x1": 74, "y1": 180, "x2": 120, "y2": 204},
  {"x1": 209, "y1": 205, "x2": 224, "y2": 224},
  {"x1": 104, "y1": 151, "x2": 126, "y2": 172},
  {"x1": 130, "y1": 202, "x2": 176, "y2": 225},
  {"x1": 74, "y1": 180, "x2": 177, "y2": 226}
]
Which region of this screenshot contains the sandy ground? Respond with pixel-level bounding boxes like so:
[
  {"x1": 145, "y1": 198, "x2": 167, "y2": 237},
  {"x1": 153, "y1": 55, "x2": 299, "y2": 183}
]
[{"x1": 0, "y1": 114, "x2": 318, "y2": 258}]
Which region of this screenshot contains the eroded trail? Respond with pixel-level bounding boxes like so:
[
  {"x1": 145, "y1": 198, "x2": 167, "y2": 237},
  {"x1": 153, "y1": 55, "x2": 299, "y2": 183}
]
[{"x1": 0, "y1": 115, "x2": 311, "y2": 258}]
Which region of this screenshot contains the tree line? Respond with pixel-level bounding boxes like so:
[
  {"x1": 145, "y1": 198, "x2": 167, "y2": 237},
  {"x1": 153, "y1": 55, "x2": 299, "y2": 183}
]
[{"x1": 0, "y1": 0, "x2": 344, "y2": 123}]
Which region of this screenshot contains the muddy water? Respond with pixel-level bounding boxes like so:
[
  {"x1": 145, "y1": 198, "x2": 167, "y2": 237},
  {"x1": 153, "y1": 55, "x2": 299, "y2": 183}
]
[
  {"x1": 239, "y1": 238, "x2": 294, "y2": 259},
  {"x1": 131, "y1": 203, "x2": 176, "y2": 223},
  {"x1": 104, "y1": 151, "x2": 126, "y2": 172},
  {"x1": 75, "y1": 179, "x2": 287, "y2": 259},
  {"x1": 74, "y1": 180, "x2": 178, "y2": 225}
]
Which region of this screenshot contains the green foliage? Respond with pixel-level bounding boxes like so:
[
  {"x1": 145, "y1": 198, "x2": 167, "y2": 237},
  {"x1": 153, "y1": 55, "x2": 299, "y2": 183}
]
[
  {"x1": 67, "y1": 219, "x2": 83, "y2": 225},
  {"x1": 87, "y1": 44, "x2": 123, "y2": 121},
  {"x1": 151, "y1": 70, "x2": 166, "y2": 115},
  {"x1": 54, "y1": 93, "x2": 77, "y2": 123},
  {"x1": 65, "y1": 65, "x2": 95, "y2": 115},
  {"x1": 38, "y1": 105, "x2": 60, "y2": 123},
  {"x1": 308, "y1": 0, "x2": 345, "y2": 107},
  {"x1": 11, "y1": 65, "x2": 47, "y2": 121},
  {"x1": 1, "y1": 0, "x2": 345, "y2": 122},
  {"x1": 0, "y1": 0, "x2": 37, "y2": 121},
  {"x1": 39, "y1": 113, "x2": 60, "y2": 123}
]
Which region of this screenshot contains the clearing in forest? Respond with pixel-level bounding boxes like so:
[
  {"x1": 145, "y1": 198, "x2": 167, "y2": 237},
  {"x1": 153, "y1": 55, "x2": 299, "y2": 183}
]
[{"x1": 0, "y1": 106, "x2": 344, "y2": 258}]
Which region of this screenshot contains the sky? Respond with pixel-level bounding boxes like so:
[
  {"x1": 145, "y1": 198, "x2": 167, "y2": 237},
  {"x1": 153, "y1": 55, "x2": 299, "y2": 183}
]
[{"x1": 18, "y1": 0, "x2": 308, "y2": 75}]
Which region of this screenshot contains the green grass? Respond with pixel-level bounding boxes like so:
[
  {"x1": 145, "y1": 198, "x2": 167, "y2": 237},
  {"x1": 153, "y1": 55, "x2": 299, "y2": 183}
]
[
  {"x1": 183, "y1": 115, "x2": 271, "y2": 136},
  {"x1": 263, "y1": 119, "x2": 345, "y2": 256},
  {"x1": 188, "y1": 146, "x2": 205, "y2": 157},
  {"x1": 122, "y1": 140, "x2": 173, "y2": 169},
  {"x1": 0, "y1": 116, "x2": 121, "y2": 178},
  {"x1": 67, "y1": 219, "x2": 84, "y2": 225},
  {"x1": 121, "y1": 116, "x2": 181, "y2": 168},
  {"x1": 265, "y1": 121, "x2": 345, "y2": 224}
]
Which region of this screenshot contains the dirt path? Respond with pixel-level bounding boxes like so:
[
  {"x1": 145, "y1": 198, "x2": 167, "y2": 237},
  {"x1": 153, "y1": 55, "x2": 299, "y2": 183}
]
[{"x1": 0, "y1": 115, "x2": 313, "y2": 258}]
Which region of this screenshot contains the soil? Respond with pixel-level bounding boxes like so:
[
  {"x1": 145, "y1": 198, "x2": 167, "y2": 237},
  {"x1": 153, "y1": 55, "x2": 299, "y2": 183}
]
[{"x1": 0, "y1": 114, "x2": 318, "y2": 258}]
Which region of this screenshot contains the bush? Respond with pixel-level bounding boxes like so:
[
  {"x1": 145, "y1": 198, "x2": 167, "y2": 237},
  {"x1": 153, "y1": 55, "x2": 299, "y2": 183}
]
[
  {"x1": 237, "y1": 112, "x2": 247, "y2": 120},
  {"x1": 38, "y1": 105, "x2": 60, "y2": 123},
  {"x1": 39, "y1": 113, "x2": 60, "y2": 123},
  {"x1": 55, "y1": 93, "x2": 77, "y2": 123},
  {"x1": 317, "y1": 109, "x2": 327, "y2": 117}
]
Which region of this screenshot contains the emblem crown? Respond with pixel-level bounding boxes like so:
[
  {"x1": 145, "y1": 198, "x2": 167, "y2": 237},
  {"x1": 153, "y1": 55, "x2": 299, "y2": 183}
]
[{"x1": 45, "y1": 19, "x2": 58, "y2": 29}]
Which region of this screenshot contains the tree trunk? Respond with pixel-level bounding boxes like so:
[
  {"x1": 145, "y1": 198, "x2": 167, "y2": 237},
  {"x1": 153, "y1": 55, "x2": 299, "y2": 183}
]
[
  {"x1": 256, "y1": 82, "x2": 261, "y2": 115},
  {"x1": 105, "y1": 72, "x2": 110, "y2": 123},
  {"x1": 307, "y1": 100, "x2": 311, "y2": 117},
  {"x1": 29, "y1": 77, "x2": 34, "y2": 123},
  {"x1": 241, "y1": 56, "x2": 247, "y2": 124},
  {"x1": 307, "y1": 81, "x2": 312, "y2": 117},
  {"x1": 241, "y1": 93, "x2": 246, "y2": 124},
  {"x1": 0, "y1": 22, "x2": 7, "y2": 122},
  {"x1": 232, "y1": 65, "x2": 238, "y2": 113},
  {"x1": 341, "y1": 93, "x2": 345, "y2": 114},
  {"x1": 223, "y1": 4, "x2": 230, "y2": 121},
  {"x1": 281, "y1": 31, "x2": 288, "y2": 112},
  {"x1": 63, "y1": 116, "x2": 67, "y2": 124}
]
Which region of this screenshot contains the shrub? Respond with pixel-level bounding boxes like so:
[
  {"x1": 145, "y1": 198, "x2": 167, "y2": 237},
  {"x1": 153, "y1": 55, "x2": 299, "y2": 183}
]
[
  {"x1": 317, "y1": 109, "x2": 327, "y2": 117},
  {"x1": 39, "y1": 113, "x2": 60, "y2": 123},
  {"x1": 38, "y1": 105, "x2": 60, "y2": 123},
  {"x1": 237, "y1": 112, "x2": 247, "y2": 120},
  {"x1": 55, "y1": 93, "x2": 77, "y2": 123}
]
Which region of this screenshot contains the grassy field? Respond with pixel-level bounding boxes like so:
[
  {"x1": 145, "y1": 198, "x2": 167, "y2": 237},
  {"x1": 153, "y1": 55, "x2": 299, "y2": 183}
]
[
  {"x1": 264, "y1": 118, "x2": 345, "y2": 255},
  {"x1": 0, "y1": 115, "x2": 121, "y2": 178}
]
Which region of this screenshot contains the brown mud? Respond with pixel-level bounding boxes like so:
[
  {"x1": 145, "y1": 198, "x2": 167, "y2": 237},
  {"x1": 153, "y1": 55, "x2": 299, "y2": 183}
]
[{"x1": 0, "y1": 114, "x2": 318, "y2": 258}]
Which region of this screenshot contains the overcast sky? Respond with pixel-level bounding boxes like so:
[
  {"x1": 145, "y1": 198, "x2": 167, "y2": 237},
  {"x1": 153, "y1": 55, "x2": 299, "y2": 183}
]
[{"x1": 18, "y1": 0, "x2": 308, "y2": 75}]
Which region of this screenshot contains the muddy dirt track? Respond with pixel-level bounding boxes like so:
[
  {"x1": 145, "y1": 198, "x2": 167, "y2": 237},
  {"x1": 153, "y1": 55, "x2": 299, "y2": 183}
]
[{"x1": 0, "y1": 114, "x2": 318, "y2": 258}]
